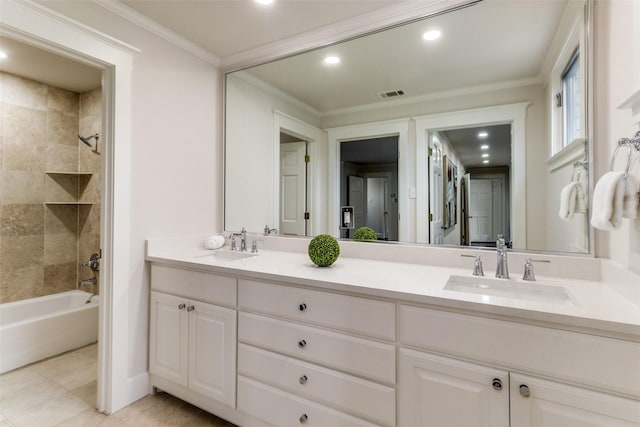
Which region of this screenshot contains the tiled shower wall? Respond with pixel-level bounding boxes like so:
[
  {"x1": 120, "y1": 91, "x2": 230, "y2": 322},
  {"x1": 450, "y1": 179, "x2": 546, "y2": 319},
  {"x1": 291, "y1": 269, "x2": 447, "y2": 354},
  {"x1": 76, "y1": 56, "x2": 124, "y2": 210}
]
[{"x1": 0, "y1": 72, "x2": 102, "y2": 303}]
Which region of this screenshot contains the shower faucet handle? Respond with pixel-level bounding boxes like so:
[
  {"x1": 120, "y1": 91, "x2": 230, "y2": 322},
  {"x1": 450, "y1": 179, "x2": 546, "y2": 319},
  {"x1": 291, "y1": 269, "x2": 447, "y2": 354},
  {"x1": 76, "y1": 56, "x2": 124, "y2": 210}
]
[{"x1": 80, "y1": 253, "x2": 101, "y2": 272}]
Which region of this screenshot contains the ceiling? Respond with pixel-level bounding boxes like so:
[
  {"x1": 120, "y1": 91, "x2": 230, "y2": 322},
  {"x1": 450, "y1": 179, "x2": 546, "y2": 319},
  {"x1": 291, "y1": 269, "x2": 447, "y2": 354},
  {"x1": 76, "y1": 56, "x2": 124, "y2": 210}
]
[{"x1": 442, "y1": 124, "x2": 512, "y2": 169}]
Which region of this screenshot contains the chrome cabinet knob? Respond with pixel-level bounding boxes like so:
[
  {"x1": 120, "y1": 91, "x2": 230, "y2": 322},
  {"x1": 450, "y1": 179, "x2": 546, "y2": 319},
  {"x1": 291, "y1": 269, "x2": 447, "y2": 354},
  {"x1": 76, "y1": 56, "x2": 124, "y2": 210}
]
[
  {"x1": 298, "y1": 339, "x2": 307, "y2": 348},
  {"x1": 187, "y1": 305, "x2": 195, "y2": 312},
  {"x1": 491, "y1": 378, "x2": 502, "y2": 391},
  {"x1": 519, "y1": 384, "x2": 530, "y2": 398},
  {"x1": 299, "y1": 414, "x2": 308, "y2": 424},
  {"x1": 299, "y1": 303, "x2": 307, "y2": 312},
  {"x1": 299, "y1": 375, "x2": 308, "y2": 385},
  {"x1": 178, "y1": 303, "x2": 186, "y2": 310}
]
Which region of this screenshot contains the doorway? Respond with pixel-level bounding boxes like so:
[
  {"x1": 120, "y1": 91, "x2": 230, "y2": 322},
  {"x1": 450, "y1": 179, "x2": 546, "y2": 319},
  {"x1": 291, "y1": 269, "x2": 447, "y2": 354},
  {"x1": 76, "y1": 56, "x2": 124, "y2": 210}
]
[
  {"x1": 279, "y1": 132, "x2": 308, "y2": 236},
  {"x1": 340, "y1": 136, "x2": 399, "y2": 241}
]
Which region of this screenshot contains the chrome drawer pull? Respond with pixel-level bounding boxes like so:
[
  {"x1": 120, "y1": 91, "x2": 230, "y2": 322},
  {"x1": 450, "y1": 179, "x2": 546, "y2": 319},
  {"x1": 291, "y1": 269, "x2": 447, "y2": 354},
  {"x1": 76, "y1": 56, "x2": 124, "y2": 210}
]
[
  {"x1": 187, "y1": 305, "x2": 195, "y2": 312},
  {"x1": 492, "y1": 378, "x2": 502, "y2": 391},
  {"x1": 299, "y1": 375, "x2": 308, "y2": 385},
  {"x1": 299, "y1": 414, "x2": 308, "y2": 424},
  {"x1": 299, "y1": 303, "x2": 307, "y2": 312},
  {"x1": 178, "y1": 303, "x2": 186, "y2": 310},
  {"x1": 519, "y1": 384, "x2": 530, "y2": 398},
  {"x1": 298, "y1": 339, "x2": 307, "y2": 349}
]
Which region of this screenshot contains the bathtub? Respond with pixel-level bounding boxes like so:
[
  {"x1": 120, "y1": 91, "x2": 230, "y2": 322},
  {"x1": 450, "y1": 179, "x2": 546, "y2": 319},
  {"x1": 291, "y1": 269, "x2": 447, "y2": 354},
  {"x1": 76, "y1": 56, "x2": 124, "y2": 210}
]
[{"x1": 0, "y1": 290, "x2": 99, "y2": 374}]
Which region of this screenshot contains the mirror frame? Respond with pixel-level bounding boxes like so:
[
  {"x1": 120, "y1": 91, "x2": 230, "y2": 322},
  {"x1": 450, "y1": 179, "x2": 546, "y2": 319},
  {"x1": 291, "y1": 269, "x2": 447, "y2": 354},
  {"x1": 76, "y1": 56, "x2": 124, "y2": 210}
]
[{"x1": 222, "y1": 0, "x2": 595, "y2": 256}]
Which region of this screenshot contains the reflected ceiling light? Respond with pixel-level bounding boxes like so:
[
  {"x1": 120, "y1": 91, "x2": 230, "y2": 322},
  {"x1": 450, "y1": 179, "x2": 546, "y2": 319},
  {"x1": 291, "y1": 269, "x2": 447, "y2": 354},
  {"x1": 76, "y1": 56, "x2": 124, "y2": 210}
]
[
  {"x1": 255, "y1": 0, "x2": 273, "y2": 4},
  {"x1": 480, "y1": 144, "x2": 489, "y2": 150},
  {"x1": 478, "y1": 132, "x2": 489, "y2": 138},
  {"x1": 482, "y1": 153, "x2": 489, "y2": 158},
  {"x1": 422, "y1": 30, "x2": 441, "y2": 41},
  {"x1": 323, "y1": 56, "x2": 341, "y2": 65},
  {"x1": 483, "y1": 160, "x2": 490, "y2": 164},
  {"x1": 0, "y1": 50, "x2": 7, "y2": 60}
]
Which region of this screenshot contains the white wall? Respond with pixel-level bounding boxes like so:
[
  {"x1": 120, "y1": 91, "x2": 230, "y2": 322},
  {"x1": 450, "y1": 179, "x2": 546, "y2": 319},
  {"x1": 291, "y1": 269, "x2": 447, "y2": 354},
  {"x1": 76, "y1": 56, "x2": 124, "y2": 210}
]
[
  {"x1": 593, "y1": 0, "x2": 640, "y2": 273},
  {"x1": 31, "y1": 0, "x2": 221, "y2": 409}
]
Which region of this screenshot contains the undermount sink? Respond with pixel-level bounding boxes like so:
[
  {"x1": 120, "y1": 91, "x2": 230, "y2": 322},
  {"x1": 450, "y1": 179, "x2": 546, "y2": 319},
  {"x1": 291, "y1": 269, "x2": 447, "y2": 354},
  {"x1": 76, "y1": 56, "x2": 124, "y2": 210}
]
[
  {"x1": 195, "y1": 250, "x2": 257, "y2": 261},
  {"x1": 444, "y1": 275, "x2": 573, "y2": 305}
]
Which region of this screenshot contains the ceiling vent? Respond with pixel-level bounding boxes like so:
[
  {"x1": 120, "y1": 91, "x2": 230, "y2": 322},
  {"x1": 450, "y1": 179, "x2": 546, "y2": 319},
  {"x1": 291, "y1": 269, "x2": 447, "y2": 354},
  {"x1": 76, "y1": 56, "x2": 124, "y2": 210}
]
[{"x1": 377, "y1": 89, "x2": 405, "y2": 100}]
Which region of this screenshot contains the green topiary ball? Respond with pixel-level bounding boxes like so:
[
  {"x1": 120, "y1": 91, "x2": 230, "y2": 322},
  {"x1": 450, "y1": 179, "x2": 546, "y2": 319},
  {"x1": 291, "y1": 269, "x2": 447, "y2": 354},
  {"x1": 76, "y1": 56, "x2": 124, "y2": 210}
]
[
  {"x1": 353, "y1": 226, "x2": 377, "y2": 241},
  {"x1": 308, "y1": 234, "x2": 340, "y2": 267}
]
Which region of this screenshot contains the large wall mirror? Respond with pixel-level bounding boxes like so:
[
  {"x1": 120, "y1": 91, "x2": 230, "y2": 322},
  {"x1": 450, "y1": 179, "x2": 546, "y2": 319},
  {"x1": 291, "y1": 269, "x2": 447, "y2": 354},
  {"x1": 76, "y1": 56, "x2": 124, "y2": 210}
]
[{"x1": 225, "y1": 0, "x2": 592, "y2": 254}]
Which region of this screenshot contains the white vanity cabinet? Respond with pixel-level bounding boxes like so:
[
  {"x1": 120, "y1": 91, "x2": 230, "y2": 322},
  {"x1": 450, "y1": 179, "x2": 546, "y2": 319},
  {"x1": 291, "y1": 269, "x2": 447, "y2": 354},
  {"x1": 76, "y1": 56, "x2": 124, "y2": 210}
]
[
  {"x1": 149, "y1": 265, "x2": 237, "y2": 409},
  {"x1": 398, "y1": 304, "x2": 640, "y2": 427},
  {"x1": 237, "y1": 279, "x2": 397, "y2": 427}
]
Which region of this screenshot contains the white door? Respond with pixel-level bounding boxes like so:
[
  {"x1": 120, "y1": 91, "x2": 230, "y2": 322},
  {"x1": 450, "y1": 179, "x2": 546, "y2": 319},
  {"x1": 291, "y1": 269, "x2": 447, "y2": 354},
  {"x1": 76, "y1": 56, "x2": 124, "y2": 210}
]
[
  {"x1": 188, "y1": 301, "x2": 237, "y2": 407},
  {"x1": 149, "y1": 292, "x2": 188, "y2": 387},
  {"x1": 462, "y1": 173, "x2": 471, "y2": 245},
  {"x1": 469, "y1": 179, "x2": 494, "y2": 243},
  {"x1": 366, "y1": 177, "x2": 387, "y2": 239},
  {"x1": 280, "y1": 141, "x2": 307, "y2": 236},
  {"x1": 398, "y1": 348, "x2": 509, "y2": 427},
  {"x1": 348, "y1": 176, "x2": 365, "y2": 231},
  {"x1": 511, "y1": 373, "x2": 640, "y2": 427},
  {"x1": 429, "y1": 140, "x2": 443, "y2": 244}
]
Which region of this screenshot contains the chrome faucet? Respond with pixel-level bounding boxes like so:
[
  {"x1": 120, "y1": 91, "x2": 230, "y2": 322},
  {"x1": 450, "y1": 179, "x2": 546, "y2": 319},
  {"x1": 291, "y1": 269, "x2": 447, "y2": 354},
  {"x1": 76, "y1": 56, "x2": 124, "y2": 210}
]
[
  {"x1": 522, "y1": 258, "x2": 551, "y2": 281},
  {"x1": 230, "y1": 227, "x2": 247, "y2": 252},
  {"x1": 461, "y1": 254, "x2": 484, "y2": 276},
  {"x1": 495, "y1": 234, "x2": 509, "y2": 279},
  {"x1": 263, "y1": 225, "x2": 277, "y2": 236},
  {"x1": 79, "y1": 277, "x2": 97, "y2": 288}
]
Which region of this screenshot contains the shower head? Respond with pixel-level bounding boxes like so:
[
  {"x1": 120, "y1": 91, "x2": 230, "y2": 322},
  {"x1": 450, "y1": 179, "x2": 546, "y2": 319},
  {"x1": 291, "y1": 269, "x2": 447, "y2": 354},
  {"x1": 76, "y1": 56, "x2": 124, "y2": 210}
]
[{"x1": 78, "y1": 133, "x2": 99, "y2": 150}]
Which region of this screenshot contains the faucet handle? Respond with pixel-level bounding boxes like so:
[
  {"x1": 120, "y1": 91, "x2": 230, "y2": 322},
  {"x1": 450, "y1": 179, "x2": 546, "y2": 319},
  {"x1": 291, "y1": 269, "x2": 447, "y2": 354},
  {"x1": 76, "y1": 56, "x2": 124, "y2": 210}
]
[
  {"x1": 461, "y1": 254, "x2": 484, "y2": 276},
  {"x1": 522, "y1": 258, "x2": 551, "y2": 281}
]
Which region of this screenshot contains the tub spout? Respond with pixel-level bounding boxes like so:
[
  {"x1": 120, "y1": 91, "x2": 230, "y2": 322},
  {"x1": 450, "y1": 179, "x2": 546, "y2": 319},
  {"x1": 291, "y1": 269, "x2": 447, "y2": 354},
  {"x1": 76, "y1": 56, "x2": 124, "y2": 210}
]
[{"x1": 79, "y1": 277, "x2": 97, "y2": 288}]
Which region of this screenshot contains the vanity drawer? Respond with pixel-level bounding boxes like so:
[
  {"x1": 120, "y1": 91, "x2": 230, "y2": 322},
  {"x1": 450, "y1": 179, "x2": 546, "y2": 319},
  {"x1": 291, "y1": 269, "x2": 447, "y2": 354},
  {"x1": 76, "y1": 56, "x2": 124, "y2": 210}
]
[
  {"x1": 238, "y1": 343, "x2": 395, "y2": 427},
  {"x1": 238, "y1": 375, "x2": 380, "y2": 427},
  {"x1": 239, "y1": 312, "x2": 395, "y2": 384},
  {"x1": 151, "y1": 264, "x2": 236, "y2": 307},
  {"x1": 238, "y1": 279, "x2": 395, "y2": 341},
  {"x1": 399, "y1": 305, "x2": 640, "y2": 397}
]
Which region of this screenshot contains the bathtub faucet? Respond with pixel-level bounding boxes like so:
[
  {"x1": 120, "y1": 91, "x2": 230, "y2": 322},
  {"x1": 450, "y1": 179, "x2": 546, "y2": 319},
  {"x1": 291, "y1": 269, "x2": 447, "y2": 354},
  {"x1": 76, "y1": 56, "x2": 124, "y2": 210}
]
[{"x1": 79, "y1": 277, "x2": 97, "y2": 288}]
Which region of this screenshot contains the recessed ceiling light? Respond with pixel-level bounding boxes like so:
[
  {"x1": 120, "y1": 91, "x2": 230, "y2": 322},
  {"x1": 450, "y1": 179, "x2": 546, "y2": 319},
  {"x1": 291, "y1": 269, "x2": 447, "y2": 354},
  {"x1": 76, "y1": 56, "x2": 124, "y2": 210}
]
[
  {"x1": 482, "y1": 153, "x2": 489, "y2": 158},
  {"x1": 0, "y1": 50, "x2": 8, "y2": 60},
  {"x1": 422, "y1": 30, "x2": 441, "y2": 41},
  {"x1": 480, "y1": 144, "x2": 489, "y2": 150},
  {"x1": 478, "y1": 132, "x2": 488, "y2": 138},
  {"x1": 255, "y1": 0, "x2": 273, "y2": 4},
  {"x1": 483, "y1": 160, "x2": 490, "y2": 164},
  {"x1": 323, "y1": 56, "x2": 340, "y2": 65}
]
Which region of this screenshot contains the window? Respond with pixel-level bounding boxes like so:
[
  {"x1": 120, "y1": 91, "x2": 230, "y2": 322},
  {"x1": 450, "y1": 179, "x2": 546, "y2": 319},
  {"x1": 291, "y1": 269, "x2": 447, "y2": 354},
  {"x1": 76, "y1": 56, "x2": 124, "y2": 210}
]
[{"x1": 562, "y1": 51, "x2": 580, "y2": 147}]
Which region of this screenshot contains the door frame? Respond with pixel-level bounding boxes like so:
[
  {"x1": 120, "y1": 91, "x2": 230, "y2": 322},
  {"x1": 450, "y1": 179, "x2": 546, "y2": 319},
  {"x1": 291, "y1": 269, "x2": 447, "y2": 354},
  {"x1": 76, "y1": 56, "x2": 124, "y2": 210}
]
[
  {"x1": 415, "y1": 103, "x2": 529, "y2": 248},
  {"x1": 1, "y1": 1, "x2": 139, "y2": 413}
]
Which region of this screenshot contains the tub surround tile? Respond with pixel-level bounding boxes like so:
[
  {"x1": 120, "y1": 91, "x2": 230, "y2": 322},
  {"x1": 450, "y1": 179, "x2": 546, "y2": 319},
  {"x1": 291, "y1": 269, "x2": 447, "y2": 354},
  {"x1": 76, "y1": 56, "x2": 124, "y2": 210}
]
[
  {"x1": 2, "y1": 104, "x2": 46, "y2": 144},
  {"x1": 43, "y1": 262, "x2": 77, "y2": 294},
  {"x1": 79, "y1": 88, "x2": 102, "y2": 118},
  {"x1": 0, "y1": 171, "x2": 44, "y2": 204},
  {"x1": 45, "y1": 204, "x2": 79, "y2": 234},
  {"x1": 0, "y1": 235, "x2": 44, "y2": 271},
  {"x1": 0, "y1": 74, "x2": 47, "y2": 110},
  {"x1": 46, "y1": 87, "x2": 79, "y2": 116},
  {"x1": 0, "y1": 204, "x2": 44, "y2": 237},
  {"x1": 0, "y1": 265, "x2": 44, "y2": 303},
  {"x1": 1, "y1": 141, "x2": 46, "y2": 172},
  {"x1": 46, "y1": 144, "x2": 78, "y2": 173},
  {"x1": 44, "y1": 233, "x2": 77, "y2": 265},
  {"x1": 46, "y1": 112, "x2": 78, "y2": 147}
]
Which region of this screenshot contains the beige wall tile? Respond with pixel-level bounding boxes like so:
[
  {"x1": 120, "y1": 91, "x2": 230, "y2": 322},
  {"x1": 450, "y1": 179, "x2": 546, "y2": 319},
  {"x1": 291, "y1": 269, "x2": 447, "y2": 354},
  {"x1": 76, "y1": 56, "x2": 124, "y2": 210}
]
[
  {"x1": 78, "y1": 204, "x2": 100, "y2": 234},
  {"x1": 2, "y1": 103, "x2": 46, "y2": 143},
  {"x1": 0, "y1": 204, "x2": 44, "y2": 236},
  {"x1": 79, "y1": 88, "x2": 102, "y2": 118},
  {"x1": 44, "y1": 262, "x2": 77, "y2": 294},
  {"x1": 45, "y1": 173, "x2": 79, "y2": 202},
  {"x1": 44, "y1": 232, "x2": 77, "y2": 265},
  {"x1": 47, "y1": 86, "x2": 79, "y2": 116},
  {"x1": 45, "y1": 204, "x2": 79, "y2": 234},
  {"x1": 0, "y1": 171, "x2": 44, "y2": 203},
  {"x1": 0, "y1": 73, "x2": 47, "y2": 110},
  {"x1": 47, "y1": 111, "x2": 79, "y2": 146},
  {"x1": 47, "y1": 144, "x2": 78, "y2": 172},
  {"x1": 0, "y1": 265, "x2": 44, "y2": 303},
  {"x1": 0, "y1": 234, "x2": 44, "y2": 270},
  {"x1": 2, "y1": 140, "x2": 46, "y2": 172}
]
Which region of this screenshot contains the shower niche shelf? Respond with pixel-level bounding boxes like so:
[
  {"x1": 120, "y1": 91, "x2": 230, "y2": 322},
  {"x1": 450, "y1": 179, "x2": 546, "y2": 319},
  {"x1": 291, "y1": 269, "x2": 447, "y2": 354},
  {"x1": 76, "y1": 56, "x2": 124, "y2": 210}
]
[{"x1": 45, "y1": 171, "x2": 96, "y2": 205}]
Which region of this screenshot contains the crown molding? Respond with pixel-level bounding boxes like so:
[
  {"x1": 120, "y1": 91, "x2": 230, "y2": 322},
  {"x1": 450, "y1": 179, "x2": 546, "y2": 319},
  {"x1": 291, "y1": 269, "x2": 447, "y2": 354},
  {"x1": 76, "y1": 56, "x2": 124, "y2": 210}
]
[
  {"x1": 221, "y1": 0, "x2": 480, "y2": 71},
  {"x1": 93, "y1": 0, "x2": 220, "y2": 67}
]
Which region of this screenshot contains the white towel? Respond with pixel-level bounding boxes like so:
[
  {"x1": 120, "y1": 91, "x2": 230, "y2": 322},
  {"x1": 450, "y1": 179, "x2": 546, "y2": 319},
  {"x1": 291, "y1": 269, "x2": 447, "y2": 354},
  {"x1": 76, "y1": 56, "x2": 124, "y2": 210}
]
[
  {"x1": 623, "y1": 175, "x2": 639, "y2": 219},
  {"x1": 590, "y1": 171, "x2": 626, "y2": 230},
  {"x1": 558, "y1": 181, "x2": 587, "y2": 221},
  {"x1": 204, "y1": 234, "x2": 225, "y2": 250}
]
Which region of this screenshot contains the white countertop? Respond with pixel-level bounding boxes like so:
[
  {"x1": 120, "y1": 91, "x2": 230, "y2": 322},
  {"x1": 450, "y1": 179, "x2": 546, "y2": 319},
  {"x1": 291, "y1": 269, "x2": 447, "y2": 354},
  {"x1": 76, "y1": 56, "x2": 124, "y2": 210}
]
[{"x1": 146, "y1": 236, "x2": 640, "y2": 341}]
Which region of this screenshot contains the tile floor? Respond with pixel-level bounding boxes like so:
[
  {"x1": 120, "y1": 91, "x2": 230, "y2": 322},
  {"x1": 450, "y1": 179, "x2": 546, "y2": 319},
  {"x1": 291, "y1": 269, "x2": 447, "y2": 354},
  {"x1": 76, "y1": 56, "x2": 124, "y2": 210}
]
[{"x1": 0, "y1": 344, "x2": 236, "y2": 427}]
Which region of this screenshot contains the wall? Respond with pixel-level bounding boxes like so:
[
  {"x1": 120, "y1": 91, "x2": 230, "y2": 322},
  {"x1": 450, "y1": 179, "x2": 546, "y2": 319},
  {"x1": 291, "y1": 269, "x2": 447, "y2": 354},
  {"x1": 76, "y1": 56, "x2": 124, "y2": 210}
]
[
  {"x1": 0, "y1": 72, "x2": 101, "y2": 303},
  {"x1": 30, "y1": 0, "x2": 221, "y2": 405},
  {"x1": 593, "y1": 0, "x2": 640, "y2": 273}
]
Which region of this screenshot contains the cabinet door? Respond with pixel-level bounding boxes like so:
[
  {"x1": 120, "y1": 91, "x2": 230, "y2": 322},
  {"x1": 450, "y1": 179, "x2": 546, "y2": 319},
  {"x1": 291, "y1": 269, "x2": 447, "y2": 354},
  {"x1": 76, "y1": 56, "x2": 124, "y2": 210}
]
[
  {"x1": 149, "y1": 291, "x2": 188, "y2": 387},
  {"x1": 511, "y1": 373, "x2": 640, "y2": 427},
  {"x1": 188, "y1": 300, "x2": 237, "y2": 407},
  {"x1": 398, "y1": 348, "x2": 509, "y2": 427}
]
